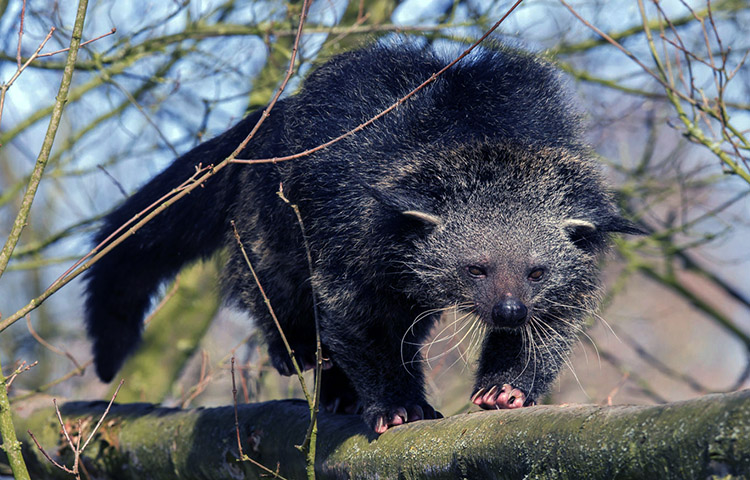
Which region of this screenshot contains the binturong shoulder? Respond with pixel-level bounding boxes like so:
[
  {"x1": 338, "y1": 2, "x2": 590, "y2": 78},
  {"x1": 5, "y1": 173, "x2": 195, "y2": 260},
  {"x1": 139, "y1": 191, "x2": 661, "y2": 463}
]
[{"x1": 280, "y1": 39, "x2": 585, "y2": 156}]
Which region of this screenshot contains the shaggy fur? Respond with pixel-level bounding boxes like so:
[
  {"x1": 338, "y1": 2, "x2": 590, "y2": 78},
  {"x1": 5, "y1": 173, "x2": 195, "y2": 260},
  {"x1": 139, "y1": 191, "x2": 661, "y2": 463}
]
[{"x1": 84, "y1": 40, "x2": 640, "y2": 432}]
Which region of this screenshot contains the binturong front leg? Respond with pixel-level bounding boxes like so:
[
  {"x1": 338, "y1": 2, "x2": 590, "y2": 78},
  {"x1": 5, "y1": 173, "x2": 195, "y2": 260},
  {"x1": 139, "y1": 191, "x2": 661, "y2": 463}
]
[
  {"x1": 321, "y1": 308, "x2": 442, "y2": 434},
  {"x1": 472, "y1": 328, "x2": 574, "y2": 410}
]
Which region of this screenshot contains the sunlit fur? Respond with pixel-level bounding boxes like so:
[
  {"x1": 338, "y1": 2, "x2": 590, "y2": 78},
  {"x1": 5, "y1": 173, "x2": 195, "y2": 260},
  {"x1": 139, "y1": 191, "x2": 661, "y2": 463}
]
[{"x1": 83, "y1": 40, "x2": 641, "y2": 431}]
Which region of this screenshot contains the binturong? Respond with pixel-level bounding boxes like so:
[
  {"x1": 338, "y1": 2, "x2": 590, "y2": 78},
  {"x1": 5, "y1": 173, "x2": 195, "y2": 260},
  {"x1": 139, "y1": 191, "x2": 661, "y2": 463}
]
[{"x1": 84, "y1": 39, "x2": 643, "y2": 434}]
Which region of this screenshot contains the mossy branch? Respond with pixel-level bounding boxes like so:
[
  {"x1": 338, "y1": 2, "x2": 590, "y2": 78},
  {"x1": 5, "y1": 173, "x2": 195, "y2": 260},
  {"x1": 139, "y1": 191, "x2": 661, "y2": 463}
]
[
  {"x1": 0, "y1": 358, "x2": 31, "y2": 480},
  {"x1": 8, "y1": 390, "x2": 750, "y2": 479}
]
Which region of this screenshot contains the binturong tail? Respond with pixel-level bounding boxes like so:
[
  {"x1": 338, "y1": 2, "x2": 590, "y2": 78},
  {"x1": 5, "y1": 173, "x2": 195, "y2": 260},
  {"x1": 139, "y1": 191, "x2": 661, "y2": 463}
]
[{"x1": 84, "y1": 109, "x2": 265, "y2": 382}]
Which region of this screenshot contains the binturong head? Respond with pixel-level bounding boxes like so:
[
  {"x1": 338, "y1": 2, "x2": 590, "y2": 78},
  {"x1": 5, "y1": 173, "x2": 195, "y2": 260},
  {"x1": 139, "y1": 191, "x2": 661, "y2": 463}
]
[{"x1": 380, "y1": 141, "x2": 644, "y2": 332}]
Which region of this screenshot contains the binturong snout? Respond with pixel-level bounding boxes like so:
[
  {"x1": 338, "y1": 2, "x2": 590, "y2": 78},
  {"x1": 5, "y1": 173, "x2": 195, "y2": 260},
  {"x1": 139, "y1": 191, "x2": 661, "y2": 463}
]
[{"x1": 492, "y1": 297, "x2": 528, "y2": 328}]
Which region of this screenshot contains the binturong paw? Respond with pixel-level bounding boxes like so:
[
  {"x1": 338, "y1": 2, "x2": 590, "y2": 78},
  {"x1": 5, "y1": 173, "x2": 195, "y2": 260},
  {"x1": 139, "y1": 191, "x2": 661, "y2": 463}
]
[
  {"x1": 365, "y1": 403, "x2": 443, "y2": 434},
  {"x1": 471, "y1": 383, "x2": 535, "y2": 410}
]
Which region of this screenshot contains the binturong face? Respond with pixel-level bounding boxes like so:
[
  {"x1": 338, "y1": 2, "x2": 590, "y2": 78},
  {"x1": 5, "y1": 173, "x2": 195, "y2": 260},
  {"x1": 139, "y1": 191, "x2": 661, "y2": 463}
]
[
  {"x1": 390, "y1": 142, "x2": 642, "y2": 336},
  {"x1": 406, "y1": 203, "x2": 603, "y2": 333}
]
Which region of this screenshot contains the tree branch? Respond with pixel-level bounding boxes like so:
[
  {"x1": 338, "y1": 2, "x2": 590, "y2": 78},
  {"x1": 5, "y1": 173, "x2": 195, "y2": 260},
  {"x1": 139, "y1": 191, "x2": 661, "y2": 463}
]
[{"x1": 10, "y1": 391, "x2": 750, "y2": 479}]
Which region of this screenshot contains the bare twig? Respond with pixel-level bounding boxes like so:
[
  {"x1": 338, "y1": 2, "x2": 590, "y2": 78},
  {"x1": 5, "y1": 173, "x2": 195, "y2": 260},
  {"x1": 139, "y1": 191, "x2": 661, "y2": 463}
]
[
  {"x1": 5, "y1": 360, "x2": 38, "y2": 389},
  {"x1": 27, "y1": 430, "x2": 73, "y2": 474},
  {"x1": 0, "y1": 27, "x2": 55, "y2": 132},
  {"x1": 37, "y1": 28, "x2": 117, "y2": 58},
  {"x1": 0, "y1": 0, "x2": 307, "y2": 332},
  {"x1": 232, "y1": 357, "x2": 244, "y2": 458},
  {"x1": 614, "y1": 327, "x2": 709, "y2": 394},
  {"x1": 180, "y1": 350, "x2": 212, "y2": 408},
  {"x1": 29, "y1": 380, "x2": 123, "y2": 479},
  {"x1": 26, "y1": 315, "x2": 82, "y2": 371},
  {"x1": 16, "y1": 0, "x2": 27, "y2": 69},
  {"x1": 277, "y1": 184, "x2": 321, "y2": 460},
  {"x1": 597, "y1": 349, "x2": 668, "y2": 404},
  {"x1": 53, "y1": 399, "x2": 77, "y2": 455},
  {"x1": 0, "y1": 0, "x2": 92, "y2": 283},
  {"x1": 96, "y1": 165, "x2": 128, "y2": 199},
  {"x1": 560, "y1": 0, "x2": 749, "y2": 183},
  {"x1": 0, "y1": 163, "x2": 211, "y2": 331},
  {"x1": 230, "y1": 221, "x2": 311, "y2": 400},
  {"x1": 232, "y1": 0, "x2": 526, "y2": 166},
  {"x1": 606, "y1": 372, "x2": 630, "y2": 406},
  {"x1": 230, "y1": 357, "x2": 288, "y2": 479},
  {"x1": 79, "y1": 380, "x2": 123, "y2": 452},
  {"x1": 0, "y1": 356, "x2": 32, "y2": 479},
  {"x1": 143, "y1": 275, "x2": 181, "y2": 326},
  {"x1": 12, "y1": 359, "x2": 91, "y2": 402}
]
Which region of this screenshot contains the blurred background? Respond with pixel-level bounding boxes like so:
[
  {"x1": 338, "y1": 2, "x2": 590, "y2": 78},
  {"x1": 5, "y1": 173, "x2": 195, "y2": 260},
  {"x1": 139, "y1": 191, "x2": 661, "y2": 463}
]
[{"x1": 0, "y1": 0, "x2": 748, "y2": 419}]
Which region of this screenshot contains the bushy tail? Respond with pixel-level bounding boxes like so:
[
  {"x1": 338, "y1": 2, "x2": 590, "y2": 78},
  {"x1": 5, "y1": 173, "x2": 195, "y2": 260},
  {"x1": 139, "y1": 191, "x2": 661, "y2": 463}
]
[{"x1": 85, "y1": 109, "x2": 263, "y2": 382}]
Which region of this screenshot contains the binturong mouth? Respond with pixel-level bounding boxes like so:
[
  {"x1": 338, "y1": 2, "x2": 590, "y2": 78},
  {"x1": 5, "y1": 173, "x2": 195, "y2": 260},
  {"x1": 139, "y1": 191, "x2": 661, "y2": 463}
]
[{"x1": 490, "y1": 297, "x2": 528, "y2": 328}]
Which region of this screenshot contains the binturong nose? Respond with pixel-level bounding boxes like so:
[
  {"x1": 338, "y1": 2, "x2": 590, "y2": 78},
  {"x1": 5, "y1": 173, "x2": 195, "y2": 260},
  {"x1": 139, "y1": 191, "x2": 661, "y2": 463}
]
[{"x1": 492, "y1": 297, "x2": 528, "y2": 328}]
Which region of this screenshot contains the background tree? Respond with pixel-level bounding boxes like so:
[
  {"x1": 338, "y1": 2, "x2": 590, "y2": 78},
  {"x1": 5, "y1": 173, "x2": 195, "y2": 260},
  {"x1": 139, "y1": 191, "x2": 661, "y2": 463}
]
[{"x1": 0, "y1": 0, "x2": 748, "y2": 476}]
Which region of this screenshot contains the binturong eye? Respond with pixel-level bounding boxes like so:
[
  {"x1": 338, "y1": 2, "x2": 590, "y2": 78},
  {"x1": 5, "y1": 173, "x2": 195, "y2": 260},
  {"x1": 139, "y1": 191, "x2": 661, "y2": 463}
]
[
  {"x1": 528, "y1": 267, "x2": 546, "y2": 282},
  {"x1": 466, "y1": 265, "x2": 487, "y2": 278}
]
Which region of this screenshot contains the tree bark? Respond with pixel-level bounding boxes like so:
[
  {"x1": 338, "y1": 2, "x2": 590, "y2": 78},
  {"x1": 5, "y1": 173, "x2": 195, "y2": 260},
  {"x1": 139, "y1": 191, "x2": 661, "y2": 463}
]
[{"x1": 6, "y1": 389, "x2": 750, "y2": 479}]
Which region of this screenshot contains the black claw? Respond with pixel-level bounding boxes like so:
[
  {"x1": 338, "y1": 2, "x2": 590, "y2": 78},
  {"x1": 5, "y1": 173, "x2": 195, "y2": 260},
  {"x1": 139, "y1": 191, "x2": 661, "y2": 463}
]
[
  {"x1": 409, "y1": 405, "x2": 424, "y2": 421},
  {"x1": 395, "y1": 407, "x2": 408, "y2": 423},
  {"x1": 422, "y1": 404, "x2": 441, "y2": 419}
]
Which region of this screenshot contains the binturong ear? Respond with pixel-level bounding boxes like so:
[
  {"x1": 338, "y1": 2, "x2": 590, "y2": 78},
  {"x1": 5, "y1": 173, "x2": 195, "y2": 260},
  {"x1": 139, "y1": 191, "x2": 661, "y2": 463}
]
[
  {"x1": 563, "y1": 215, "x2": 646, "y2": 253},
  {"x1": 363, "y1": 181, "x2": 442, "y2": 228},
  {"x1": 562, "y1": 219, "x2": 601, "y2": 253},
  {"x1": 362, "y1": 182, "x2": 443, "y2": 237}
]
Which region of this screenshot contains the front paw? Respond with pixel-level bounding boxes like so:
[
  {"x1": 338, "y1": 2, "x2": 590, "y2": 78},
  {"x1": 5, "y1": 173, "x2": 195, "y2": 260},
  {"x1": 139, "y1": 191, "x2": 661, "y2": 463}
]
[
  {"x1": 363, "y1": 403, "x2": 442, "y2": 434},
  {"x1": 471, "y1": 383, "x2": 534, "y2": 410}
]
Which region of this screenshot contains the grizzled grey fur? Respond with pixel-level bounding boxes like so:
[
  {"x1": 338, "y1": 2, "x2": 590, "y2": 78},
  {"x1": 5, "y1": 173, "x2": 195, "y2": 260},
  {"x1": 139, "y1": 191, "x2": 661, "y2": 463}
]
[{"x1": 84, "y1": 40, "x2": 641, "y2": 433}]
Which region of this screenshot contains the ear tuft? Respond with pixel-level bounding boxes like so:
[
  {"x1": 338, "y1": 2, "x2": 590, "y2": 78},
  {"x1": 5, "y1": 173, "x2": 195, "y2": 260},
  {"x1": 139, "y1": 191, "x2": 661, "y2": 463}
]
[
  {"x1": 402, "y1": 210, "x2": 442, "y2": 226},
  {"x1": 602, "y1": 216, "x2": 647, "y2": 236}
]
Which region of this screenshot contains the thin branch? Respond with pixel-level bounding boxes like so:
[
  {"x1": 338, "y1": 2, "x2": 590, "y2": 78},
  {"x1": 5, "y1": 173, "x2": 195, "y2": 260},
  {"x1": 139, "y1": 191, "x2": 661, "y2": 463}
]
[
  {"x1": 29, "y1": 380, "x2": 123, "y2": 479},
  {"x1": 27, "y1": 430, "x2": 73, "y2": 474},
  {"x1": 37, "y1": 28, "x2": 117, "y2": 58},
  {"x1": 233, "y1": 0, "x2": 526, "y2": 166},
  {"x1": 0, "y1": 356, "x2": 32, "y2": 479},
  {"x1": 232, "y1": 357, "x2": 244, "y2": 458},
  {"x1": 230, "y1": 221, "x2": 311, "y2": 401},
  {"x1": 560, "y1": 0, "x2": 749, "y2": 184},
  {"x1": 614, "y1": 327, "x2": 709, "y2": 394},
  {"x1": 16, "y1": 0, "x2": 27, "y2": 69},
  {"x1": 12, "y1": 360, "x2": 92, "y2": 403},
  {"x1": 143, "y1": 275, "x2": 181, "y2": 326},
  {"x1": 5, "y1": 361, "x2": 37, "y2": 389},
  {"x1": 231, "y1": 357, "x2": 288, "y2": 479},
  {"x1": 277, "y1": 184, "x2": 321, "y2": 467},
  {"x1": 0, "y1": 0, "x2": 89, "y2": 279},
  {"x1": 0, "y1": 27, "x2": 55, "y2": 133},
  {"x1": 53, "y1": 399, "x2": 77, "y2": 453},
  {"x1": 80, "y1": 380, "x2": 124, "y2": 452},
  {"x1": 26, "y1": 315, "x2": 82, "y2": 371}
]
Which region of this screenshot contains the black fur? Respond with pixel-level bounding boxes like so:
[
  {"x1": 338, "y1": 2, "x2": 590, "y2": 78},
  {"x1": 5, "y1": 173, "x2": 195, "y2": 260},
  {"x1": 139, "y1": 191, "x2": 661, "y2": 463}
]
[{"x1": 84, "y1": 40, "x2": 639, "y2": 432}]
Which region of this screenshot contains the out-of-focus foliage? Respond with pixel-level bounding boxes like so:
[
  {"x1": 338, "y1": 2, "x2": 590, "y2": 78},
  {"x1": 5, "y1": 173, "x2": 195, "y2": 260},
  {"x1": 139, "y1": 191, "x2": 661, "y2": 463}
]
[{"x1": 0, "y1": 0, "x2": 748, "y2": 421}]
